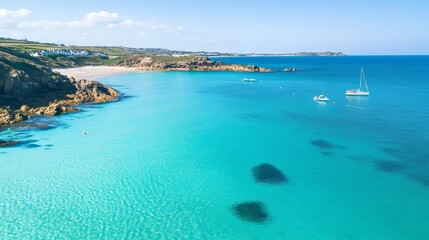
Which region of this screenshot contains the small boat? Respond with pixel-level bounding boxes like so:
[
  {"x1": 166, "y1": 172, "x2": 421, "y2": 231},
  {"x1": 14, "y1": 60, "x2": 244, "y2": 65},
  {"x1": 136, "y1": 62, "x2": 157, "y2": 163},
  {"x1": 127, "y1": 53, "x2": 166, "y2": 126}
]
[
  {"x1": 346, "y1": 68, "x2": 369, "y2": 96},
  {"x1": 314, "y1": 95, "x2": 330, "y2": 101},
  {"x1": 283, "y1": 67, "x2": 297, "y2": 72},
  {"x1": 242, "y1": 78, "x2": 256, "y2": 82}
]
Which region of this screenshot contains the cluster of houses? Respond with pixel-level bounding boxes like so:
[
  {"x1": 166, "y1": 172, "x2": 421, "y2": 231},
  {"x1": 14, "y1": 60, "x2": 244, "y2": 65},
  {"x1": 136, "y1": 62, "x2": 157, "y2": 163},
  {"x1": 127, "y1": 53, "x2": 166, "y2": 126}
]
[
  {"x1": 29, "y1": 49, "x2": 106, "y2": 57},
  {"x1": 120, "y1": 47, "x2": 224, "y2": 57}
]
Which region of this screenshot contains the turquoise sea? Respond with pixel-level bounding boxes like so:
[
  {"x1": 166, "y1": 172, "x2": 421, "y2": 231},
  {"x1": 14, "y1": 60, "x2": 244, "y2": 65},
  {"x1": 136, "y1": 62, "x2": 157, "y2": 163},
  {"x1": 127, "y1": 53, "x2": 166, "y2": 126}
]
[{"x1": 1, "y1": 56, "x2": 429, "y2": 239}]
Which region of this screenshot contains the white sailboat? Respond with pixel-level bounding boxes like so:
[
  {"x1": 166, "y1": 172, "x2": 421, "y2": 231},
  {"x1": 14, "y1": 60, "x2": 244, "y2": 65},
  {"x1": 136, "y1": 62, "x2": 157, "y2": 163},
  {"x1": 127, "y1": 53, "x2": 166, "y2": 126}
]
[{"x1": 345, "y1": 68, "x2": 369, "y2": 96}]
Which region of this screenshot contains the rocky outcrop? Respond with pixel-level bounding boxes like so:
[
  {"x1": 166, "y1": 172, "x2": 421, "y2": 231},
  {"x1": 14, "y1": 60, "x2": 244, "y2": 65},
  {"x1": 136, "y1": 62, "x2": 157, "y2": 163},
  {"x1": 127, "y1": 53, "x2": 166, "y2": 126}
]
[
  {"x1": 25, "y1": 102, "x2": 79, "y2": 116},
  {"x1": 0, "y1": 107, "x2": 28, "y2": 124},
  {"x1": 69, "y1": 78, "x2": 120, "y2": 104},
  {"x1": 1, "y1": 69, "x2": 74, "y2": 100},
  {"x1": 0, "y1": 78, "x2": 120, "y2": 125},
  {"x1": 1, "y1": 81, "x2": 119, "y2": 126},
  {"x1": 1, "y1": 46, "x2": 120, "y2": 126},
  {"x1": 124, "y1": 57, "x2": 273, "y2": 72}
]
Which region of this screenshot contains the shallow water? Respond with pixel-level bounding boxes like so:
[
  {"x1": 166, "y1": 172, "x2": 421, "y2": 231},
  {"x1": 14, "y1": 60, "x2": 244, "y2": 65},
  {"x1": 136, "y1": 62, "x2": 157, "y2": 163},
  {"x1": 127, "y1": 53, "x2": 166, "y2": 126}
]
[{"x1": 1, "y1": 56, "x2": 429, "y2": 239}]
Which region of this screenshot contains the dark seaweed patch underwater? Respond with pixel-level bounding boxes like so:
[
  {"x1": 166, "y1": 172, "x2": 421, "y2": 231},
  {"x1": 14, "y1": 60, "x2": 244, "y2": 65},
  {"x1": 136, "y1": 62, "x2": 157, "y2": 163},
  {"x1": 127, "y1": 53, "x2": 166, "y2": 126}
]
[
  {"x1": 311, "y1": 139, "x2": 334, "y2": 149},
  {"x1": 252, "y1": 163, "x2": 287, "y2": 184},
  {"x1": 232, "y1": 201, "x2": 269, "y2": 223},
  {"x1": 375, "y1": 160, "x2": 407, "y2": 172}
]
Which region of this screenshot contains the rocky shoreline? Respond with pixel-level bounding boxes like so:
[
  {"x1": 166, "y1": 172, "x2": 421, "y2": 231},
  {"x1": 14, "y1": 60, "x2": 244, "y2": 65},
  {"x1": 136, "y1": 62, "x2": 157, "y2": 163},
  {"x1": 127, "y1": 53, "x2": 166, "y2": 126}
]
[
  {"x1": 1, "y1": 71, "x2": 120, "y2": 127},
  {"x1": 0, "y1": 77, "x2": 120, "y2": 126},
  {"x1": 121, "y1": 56, "x2": 273, "y2": 72}
]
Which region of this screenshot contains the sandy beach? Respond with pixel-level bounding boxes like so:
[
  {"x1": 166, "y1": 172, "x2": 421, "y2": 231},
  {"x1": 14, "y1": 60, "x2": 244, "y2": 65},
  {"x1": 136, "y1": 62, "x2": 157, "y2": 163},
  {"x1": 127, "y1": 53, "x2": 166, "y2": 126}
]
[{"x1": 54, "y1": 66, "x2": 138, "y2": 80}]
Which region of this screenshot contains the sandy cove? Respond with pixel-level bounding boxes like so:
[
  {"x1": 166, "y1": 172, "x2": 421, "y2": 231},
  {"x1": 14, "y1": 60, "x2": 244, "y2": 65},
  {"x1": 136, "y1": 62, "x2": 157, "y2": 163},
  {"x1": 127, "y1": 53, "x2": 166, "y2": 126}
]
[{"x1": 54, "y1": 66, "x2": 138, "y2": 80}]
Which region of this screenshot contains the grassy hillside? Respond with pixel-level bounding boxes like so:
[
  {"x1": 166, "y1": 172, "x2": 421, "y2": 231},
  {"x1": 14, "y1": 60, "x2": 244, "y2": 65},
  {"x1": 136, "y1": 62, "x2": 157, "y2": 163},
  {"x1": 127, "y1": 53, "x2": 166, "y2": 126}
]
[
  {"x1": 0, "y1": 38, "x2": 200, "y2": 68},
  {"x1": 0, "y1": 45, "x2": 75, "y2": 110},
  {"x1": 0, "y1": 46, "x2": 51, "y2": 82}
]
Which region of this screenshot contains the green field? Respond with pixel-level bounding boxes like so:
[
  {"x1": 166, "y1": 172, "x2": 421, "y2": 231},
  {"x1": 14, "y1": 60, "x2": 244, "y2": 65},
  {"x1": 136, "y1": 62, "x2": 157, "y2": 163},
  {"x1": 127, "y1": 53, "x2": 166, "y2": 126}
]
[{"x1": 0, "y1": 38, "x2": 200, "y2": 68}]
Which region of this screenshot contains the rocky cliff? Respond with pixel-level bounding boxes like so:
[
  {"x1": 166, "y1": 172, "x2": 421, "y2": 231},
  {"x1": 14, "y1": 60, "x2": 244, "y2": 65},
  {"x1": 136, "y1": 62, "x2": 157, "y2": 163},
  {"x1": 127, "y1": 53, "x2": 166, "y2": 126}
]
[
  {"x1": 122, "y1": 56, "x2": 273, "y2": 72},
  {"x1": 0, "y1": 47, "x2": 120, "y2": 126}
]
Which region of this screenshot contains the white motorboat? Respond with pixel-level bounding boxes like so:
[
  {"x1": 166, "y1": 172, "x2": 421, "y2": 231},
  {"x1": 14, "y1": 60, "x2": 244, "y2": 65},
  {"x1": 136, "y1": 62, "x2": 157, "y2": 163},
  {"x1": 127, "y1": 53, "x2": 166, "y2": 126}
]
[
  {"x1": 242, "y1": 78, "x2": 256, "y2": 82},
  {"x1": 314, "y1": 95, "x2": 330, "y2": 101}
]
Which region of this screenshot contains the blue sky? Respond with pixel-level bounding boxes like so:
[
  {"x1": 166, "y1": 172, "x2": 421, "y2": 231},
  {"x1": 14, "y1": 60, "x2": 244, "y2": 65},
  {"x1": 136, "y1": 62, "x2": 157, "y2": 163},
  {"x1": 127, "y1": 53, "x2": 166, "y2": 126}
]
[{"x1": 1, "y1": 0, "x2": 428, "y2": 54}]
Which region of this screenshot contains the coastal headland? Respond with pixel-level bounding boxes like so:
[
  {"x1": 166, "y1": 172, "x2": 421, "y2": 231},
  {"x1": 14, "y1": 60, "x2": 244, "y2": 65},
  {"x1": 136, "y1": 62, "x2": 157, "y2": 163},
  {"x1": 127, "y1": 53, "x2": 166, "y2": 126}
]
[
  {"x1": 0, "y1": 38, "x2": 272, "y2": 127},
  {"x1": 0, "y1": 37, "x2": 343, "y2": 127}
]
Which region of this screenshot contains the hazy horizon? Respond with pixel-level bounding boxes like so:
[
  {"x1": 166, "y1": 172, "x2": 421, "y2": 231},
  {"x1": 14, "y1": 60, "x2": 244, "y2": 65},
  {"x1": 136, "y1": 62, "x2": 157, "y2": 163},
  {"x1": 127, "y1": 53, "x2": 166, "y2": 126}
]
[{"x1": 1, "y1": 0, "x2": 428, "y2": 55}]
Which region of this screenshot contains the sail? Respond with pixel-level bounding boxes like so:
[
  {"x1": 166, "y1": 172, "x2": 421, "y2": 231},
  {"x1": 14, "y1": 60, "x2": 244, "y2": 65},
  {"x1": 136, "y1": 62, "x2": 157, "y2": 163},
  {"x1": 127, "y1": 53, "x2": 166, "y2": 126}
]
[
  {"x1": 345, "y1": 68, "x2": 369, "y2": 96},
  {"x1": 360, "y1": 68, "x2": 369, "y2": 93}
]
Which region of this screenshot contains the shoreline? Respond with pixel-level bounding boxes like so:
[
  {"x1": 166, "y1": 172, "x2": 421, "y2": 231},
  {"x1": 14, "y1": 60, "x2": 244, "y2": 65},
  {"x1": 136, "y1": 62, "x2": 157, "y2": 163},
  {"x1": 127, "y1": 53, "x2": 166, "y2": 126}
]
[
  {"x1": 54, "y1": 66, "x2": 138, "y2": 80},
  {"x1": 54, "y1": 65, "x2": 273, "y2": 78}
]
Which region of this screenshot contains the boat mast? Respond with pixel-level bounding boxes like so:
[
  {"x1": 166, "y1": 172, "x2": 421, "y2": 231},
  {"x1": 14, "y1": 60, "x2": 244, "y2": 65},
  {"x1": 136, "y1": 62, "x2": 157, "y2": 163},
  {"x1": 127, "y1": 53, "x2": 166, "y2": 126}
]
[
  {"x1": 359, "y1": 68, "x2": 363, "y2": 91},
  {"x1": 361, "y1": 68, "x2": 369, "y2": 92}
]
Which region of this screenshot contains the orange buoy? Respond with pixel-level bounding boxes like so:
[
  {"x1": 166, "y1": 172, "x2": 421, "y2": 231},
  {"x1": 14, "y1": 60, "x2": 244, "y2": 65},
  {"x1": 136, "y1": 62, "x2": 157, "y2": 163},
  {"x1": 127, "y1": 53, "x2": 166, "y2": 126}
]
[{"x1": 83, "y1": 131, "x2": 87, "y2": 135}]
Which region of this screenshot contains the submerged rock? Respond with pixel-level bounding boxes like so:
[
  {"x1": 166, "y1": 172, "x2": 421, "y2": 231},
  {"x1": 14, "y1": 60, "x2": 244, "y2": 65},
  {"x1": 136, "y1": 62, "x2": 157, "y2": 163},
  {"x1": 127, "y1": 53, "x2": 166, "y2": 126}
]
[
  {"x1": 375, "y1": 160, "x2": 407, "y2": 172},
  {"x1": 321, "y1": 151, "x2": 332, "y2": 156},
  {"x1": 311, "y1": 139, "x2": 333, "y2": 149},
  {"x1": 252, "y1": 163, "x2": 287, "y2": 184},
  {"x1": 232, "y1": 201, "x2": 268, "y2": 223},
  {"x1": 0, "y1": 140, "x2": 20, "y2": 147},
  {"x1": 25, "y1": 143, "x2": 41, "y2": 149}
]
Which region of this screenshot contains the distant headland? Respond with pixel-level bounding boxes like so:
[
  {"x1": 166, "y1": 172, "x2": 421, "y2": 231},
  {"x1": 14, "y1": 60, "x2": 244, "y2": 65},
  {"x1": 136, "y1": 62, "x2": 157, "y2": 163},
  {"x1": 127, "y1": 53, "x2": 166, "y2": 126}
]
[{"x1": 214, "y1": 51, "x2": 346, "y2": 57}]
